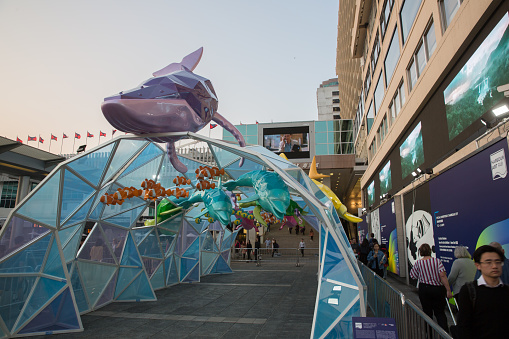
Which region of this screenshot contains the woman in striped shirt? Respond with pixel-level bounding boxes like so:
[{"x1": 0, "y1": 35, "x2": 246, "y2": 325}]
[{"x1": 410, "y1": 243, "x2": 453, "y2": 333}]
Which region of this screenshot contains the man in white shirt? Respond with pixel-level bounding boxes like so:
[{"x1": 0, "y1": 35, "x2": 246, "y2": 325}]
[{"x1": 299, "y1": 238, "x2": 305, "y2": 257}]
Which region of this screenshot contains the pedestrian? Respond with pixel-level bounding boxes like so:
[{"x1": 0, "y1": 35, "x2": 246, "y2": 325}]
[
  {"x1": 350, "y1": 238, "x2": 360, "y2": 254},
  {"x1": 367, "y1": 243, "x2": 386, "y2": 277},
  {"x1": 409, "y1": 243, "x2": 452, "y2": 333},
  {"x1": 246, "y1": 240, "x2": 252, "y2": 261},
  {"x1": 90, "y1": 239, "x2": 104, "y2": 262},
  {"x1": 299, "y1": 238, "x2": 306, "y2": 257},
  {"x1": 474, "y1": 241, "x2": 509, "y2": 284},
  {"x1": 309, "y1": 229, "x2": 314, "y2": 241},
  {"x1": 359, "y1": 238, "x2": 370, "y2": 265},
  {"x1": 448, "y1": 246, "x2": 476, "y2": 300},
  {"x1": 380, "y1": 243, "x2": 389, "y2": 279},
  {"x1": 266, "y1": 221, "x2": 271, "y2": 233},
  {"x1": 273, "y1": 240, "x2": 279, "y2": 256},
  {"x1": 455, "y1": 245, "x2": 509, "y2": 338},
  {"x1": 265, "y1": 237, "x2": 271, "y2": 254},
  {"x1": 241, "y1": 241, "x2": 246, "y2": 260},
  {"x1": 368, "y1": 233, "x2": 376, "y2": 249},
  {"x1": 255, "y1": 237, "x2": 261, "y2": 261},
  {"x1": 271, "y1": 238, "x2": 276, "y2": 257},
  {"x1": 301, "y1": 225, "x2": 306, "y2": 236}
]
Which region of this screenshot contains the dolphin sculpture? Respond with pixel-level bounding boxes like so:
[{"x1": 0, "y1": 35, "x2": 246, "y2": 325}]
[
  {"x1": 223, "y1": 170, "x2": 290, "y2": 225},
  {"x1": 101, "y1": 47, "x2": 245, "y2": 173}
]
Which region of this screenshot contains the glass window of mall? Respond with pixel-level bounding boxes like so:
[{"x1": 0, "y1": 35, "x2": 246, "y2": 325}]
[
  {"x1": 407, "y1": 20, "x2": 436, "y2": 92},
  {"x1": 380, "y1": 0, "x2": 395, "y2": 40},
  {"x1": 440, "y1": 0, "x2": 463, "y2": 30},
  {"x1": 384, "y1": 26, "x2": 401, "y2": 87},
  {"x1": 0, "y1": 181, "x2": 18, "y2": 208},
  {"x1": 389, "y1": 80, "x2": 405, "y2": 124},
  {"x1": 400, "y1": 0, "x2": 423, "y2": 43},
  {"x1": 315, "y1": 120, "x2": 354, "y2": 155}
]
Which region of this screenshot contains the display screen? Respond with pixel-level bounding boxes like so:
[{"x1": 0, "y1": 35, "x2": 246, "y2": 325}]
[
  {"x1": 379, "y1": 160, "x2": 392, "y2": 196},
  {"x1": 444, "y1": 13, "x2": 509, "y2": 140},
  {"x1": 262, "y1": 126, "x2": 310, "y2": 159},
  {"x1": 367, "y1": 181, "x2": 375, "y2": 207},
  {"x1": 400, "y1": 122, "x2": 424, "y2": 179}
]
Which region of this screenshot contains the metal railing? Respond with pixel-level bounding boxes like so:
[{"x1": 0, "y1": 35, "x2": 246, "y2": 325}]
[
  {"x1": 358, "y1": 261, "x2": 452, "y2": 339},
  {"x1": 231, "y1": 247, "x2": 319, "y2": 266}
]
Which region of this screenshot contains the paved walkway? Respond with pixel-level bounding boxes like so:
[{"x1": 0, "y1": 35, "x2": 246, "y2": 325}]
[{"x1": 37, "y1": 260, "x2": 319, "y2": 338}]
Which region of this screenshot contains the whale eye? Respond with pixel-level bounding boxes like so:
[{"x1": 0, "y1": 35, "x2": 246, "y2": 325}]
[{"x1": 204, "y1": 107, "x2": 209, "y2": 113}]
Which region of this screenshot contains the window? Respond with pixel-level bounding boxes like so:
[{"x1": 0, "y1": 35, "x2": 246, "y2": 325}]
[
  {"x1": 440, "y1": 0, "x2": 462, "y2": 30},
  {"x1": 384, "y1": 26, "x2": 401, "y2": 87},
  {"x1": 400, "y1": 0, "x2": 423, "y2": 43},
  {"x1": 0, "y1": 182, "x2": 18, "y2": 208},
  {"x1": 333, "y1": 107, "x2": 340, "y2": 111},
  {"x1": 407, "y1": 21, "x2": 436, "y2": 92},
  {"x1": 371, "y1": 32, "x2": 381, "y2": 72},
  {"x1": 332, "y1": 99, "x2": 340, "y2": 104},
  {"x1": 389, "y1": 81, "x2": 405, "y2": 124},
  {"x1": 374, "y1": 73, "x2": 384, "y2": 114},
  {"x1": 333, "y1": 114, "x2": 341, "y2": 119},
  {"x1": 366, "y1": 101, "x2": 374, "y2": 134},
  {"x1": 332, "y1": 91, "x2": 339, "y2": 96},
  {"x1": 364, "y1": 66, "x2": 372, "y2": 99},
  {"x1": 380, "y1": 0, "x2": 395, "y2": 40}
]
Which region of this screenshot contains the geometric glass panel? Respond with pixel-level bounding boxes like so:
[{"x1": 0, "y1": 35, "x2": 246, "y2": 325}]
[
  {"x1": 142, "y1": 258, "x2": 160, "y2": 278},
  {"x1": 165, "y1": 256, "x2": 179, "y2": 286},
  {"x1": 61, "y1": 227, "x2": 83, "y2": 264},
  {"x1": 157, "y1": 157, "x2": 182, "y2": 189},
  {"x1": 115, "y1": 267, "x2": 141, "y2": 299},
  {"x1": 210, "y1": 145, "x2": 241, "y2": 169},
  {"x1": 17, "y1": 172, "x2": 61, "y2": 228},
  {"x1": 42, "y1": 237, "x2": 66, "y2": 279},
  {"x1": 138, "y1": 232, "x2": 163, "y2": 259},
  {"x1": 224, "y1": 158, "x2": 264, "y2": 180},
  {"x1": 221, "y1": 250, "x2": 230, "y2": 265},
  {"x1": 158, "y1": 214, "x2": 183, "y2": 233},
  {"x1": 67, "y1": 143, "x2": 115, "y2": 188},
  {"x1": 61, "y1": 193, "x2": 95, "y2": 228},
  {"x1": 0, "y1": 276, "x2": 37, "y2": 331},
  {"x1": 150, "y1": 261, "x2": 165, "y2": 290},
  {"x1": 18, "y1": 288, "x2": 80, "y2": 334},
  {"x1": 116, "y1": 270, "x2": 155, "y2": 301},
  {"x1": 103, "y1": 139, "x2": 148, "y2": 184},
  {"x1": 200, "y1": 252, "x2": 217, "y2": 275},
  {"x1": 70, "y1": 265, "x2": 89, "y2": 313},
  {"x1": 60, "y1": 169, "x2": 95, "y2": 224},
  {"x1": 156, "y1": 228, "x2": 176, "y2": 257},
  {"x1": 16, "y1": 277, "x2": 66, "y2": 331},
  {"x1": 175, "y1": 156, "x2": 206, "y2": 181},
  {"x1": 77, "y1": 225, "x2": 113, "y2": 264},
  {"x1": 182, "y1": 263, "x2": 199, "y2": 283},
  {"x1": 324, "y1": 299, "x2": 360, "y2": 339},
  {"x1": 0, "y1": 234, "x2": 51, "y2": 274},
  {"x1": 210, "y1": 255, "x2": 232, "y2": 274},
  {"x1": 180, "y1": 258, "x2": 198, "y2": 281},
  {"x1": 120, "y1": 143, "x2": 164, "y2": 177},
  {"x1": 0, "y1": 216, "x2": 50, "y2": 260},
  {"x1": 95, "y1": 270, "x2": 118, "y2": 309},
  {"x1": 132, "y1": 227, "x2": 152, "y2": 246},
  {"x1": 323, "y1": 232, "x2": 357, "y2": 287},
  {"x1": 120, "y1": 233, "x2": 142, "y2": 267},
  {"x1": 77, "y1": 261, "x2": 117, "y2": 309},
  {"x1": 182, "y1": 238, "x2": 199, "y2": 260},
  {"x1": 103, "y1": 204, "x2": 147, "y2": 229},
  {"x1": 116, "y1": 155, "x2": 163, "y2": 189},
  {"x1": 99, "y1": 223, "x2": 128, "y2": 264},
  {"x1": 201, "y1": 232, "x2": 217, "y2": 252}
]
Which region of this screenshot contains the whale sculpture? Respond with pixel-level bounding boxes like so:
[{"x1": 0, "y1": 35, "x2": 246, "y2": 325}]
[{"x1": 101, "y1": 47, "x2": 245, "y2": 173}]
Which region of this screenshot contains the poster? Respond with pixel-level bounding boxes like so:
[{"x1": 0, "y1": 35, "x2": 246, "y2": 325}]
[
  {"x1": 358, "y1": 214, "x2": 369, "y2": 242},
  {"x1": 379, "y1": 200, "x2": 399, "y2": 274},
  {"x1": 371, "y1": 209, "x2": 380, "y2": 246},
  {"x1": 430, "y1": 139, "x2": 509, "y2": 272}
]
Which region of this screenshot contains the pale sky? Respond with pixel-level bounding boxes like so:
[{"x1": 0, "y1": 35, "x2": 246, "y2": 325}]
[{"x1": 0, "y1": 0, "x2": 339, "y2": 154}]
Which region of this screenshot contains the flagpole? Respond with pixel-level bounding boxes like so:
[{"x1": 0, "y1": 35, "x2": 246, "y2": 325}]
[
  {"x1": 38, "y1": 135, "x2": 40, "y2": 149},
  {"x1": 73, "y1": 134, "x2": 76, "y2": 153},
  {"x1": 60, "y1": 134, "x2": 64, "y2": 154},
  {"x1": 49, "y1": 137, "x2": 52, "y2": 153}
]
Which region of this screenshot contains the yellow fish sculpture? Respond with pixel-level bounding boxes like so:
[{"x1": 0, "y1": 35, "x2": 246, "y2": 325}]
[{"x1": 280, "y1": 154, "x2": 362, "y2": 223}]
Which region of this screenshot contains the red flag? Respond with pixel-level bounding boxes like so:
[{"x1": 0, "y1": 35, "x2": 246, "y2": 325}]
[
  {"x1": 100, "y1": 131, "x2": 106, "y2": 137},
  {"x1": 39, "y1": 137, "x2": 44, "y2": 143},
  {"x1": 75, "y1": 133, "x2": 81, "y2": 139},
  {"x1": 87, "y1": 132, "x2": 94, "y2": 138},
  {"x1": 28, "y1": 136, "x2": 36, "y2": 141},
  {"x1": 112, "y1": 129, "x2": 117, "y2": 136},
  {"x1": 256, "y1": 121, "x2": 259, "y2": 124},
  {"x1": 16, "y1": 137, "x2": 23, "y2": 143},
  {"x1": 210, "y1": 123, "x2": 218, "y2": 129},
  {"x1": 63, "y1": 133, "x2": 68, "y2": 139},
  {"x1": 51, "y1": 134, "x2": 57, "y2": 141}
]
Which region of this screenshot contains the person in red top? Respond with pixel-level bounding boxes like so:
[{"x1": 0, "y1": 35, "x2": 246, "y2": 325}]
[{"x1": 410, "y1": 243, "x2": 452, "y2": 333}]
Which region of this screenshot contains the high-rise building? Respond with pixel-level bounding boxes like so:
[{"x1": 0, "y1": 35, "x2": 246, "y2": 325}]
[
  {"x1": 337, "y1": 0, "x2": 509, "y2": 278},
  {"x1": 316, "y1": 78, "x2": 341, "y2": 120}
]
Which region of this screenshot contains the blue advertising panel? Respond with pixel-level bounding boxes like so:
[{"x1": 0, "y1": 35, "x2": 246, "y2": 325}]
[
  {"x1": 430, "y1": 139, "x2": 509, "y2": 272},
  {"x1": 358, "y1": 214, "x2": 369, "y2": 242},
  {"x1": 379, "y1": 200, "x2": 399, "y2": 275}
]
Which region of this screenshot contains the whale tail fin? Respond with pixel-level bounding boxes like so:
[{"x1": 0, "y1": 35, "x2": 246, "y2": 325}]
[{"x1": 152, "y1": 47, "x2": 203, "y2": 77}]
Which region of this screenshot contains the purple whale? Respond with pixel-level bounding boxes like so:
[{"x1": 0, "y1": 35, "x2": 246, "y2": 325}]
[{"x1": 101, "y1": 47, "x2": 245, "y2": 173}]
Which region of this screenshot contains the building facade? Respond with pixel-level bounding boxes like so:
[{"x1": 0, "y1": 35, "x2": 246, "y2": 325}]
[
  {"x1": 316, "y1": 78, "x2": 341, "y2": 120},
  {"x1": 337, "y1": 0, "x2": 509, "y2": 278}
]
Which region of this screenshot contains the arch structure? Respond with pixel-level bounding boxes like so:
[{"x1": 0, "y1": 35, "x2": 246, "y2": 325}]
[{"x1": 0, "y1": 132, "x2": 366, "y2": 338}]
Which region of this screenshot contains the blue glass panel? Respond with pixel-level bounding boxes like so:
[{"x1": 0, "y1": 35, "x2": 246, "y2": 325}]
[
  {"x1": 221, "y1": 249, "x2": 231, "y2": 265},
  {"x1": 16, "y1": 277, "x2": 66, "y2": 331},
  {"x1": 201, "y1": 232, "x2": 217, "y2": 252},
  {"x1": 210, "y1": 145, "x2": 241, "y2": 169},
  {"x1": 324, "y1": 299, "x2": 360, "y2": 339},
  {"x1": 211, "y1": 255, "x2": 232, "y2": 274},
  {"x1": 244, "y1": 146, "x2": 299, "y2": 169},
  {"x1": 101, "y1": 184, "x2": 146, "y2": 219},
  {"x1": 328, "y1": 143, "x2": 335, "y2": 155},
  {"x1": 224, "y1": 158, "x2": 264, "y2": 180},
  {"x1": 70, "y1": 264, "x2": 89, "y2": 313},
  {"x1": 176, "y1": 221, "x2": 198, "y2": 255},
  {"x1": 246, "y1": 124, "x2": 258, "y2": 136},
  {"x1": 201, "y1": 252, "x2": 217, "y2": 275},
  {"x1": 95, "y1": 271, "x2": 117, "y2": 309},
  {"x1": 0, "y1": 276, "x2": 37, "y2": 331},
  {"x1": 87, "y1": 186, "x2": 110, "y2": 220},
  {"x1": 99, "y1": 223, "x2": 128, "y2": 263},
  {"x1": 0, "y1": 234, "x2": 51, "y2": 274},
  {"x1": 115, "y1": 267, "x2": 140, "y2": 298},
  {"x1": 77, "y1": 224, "x2": 114, "y2": 264},
  {"x1": 235, "y1": 125, "x2": 247, "y2": 135},
  {"x1": 157, "y1": 157, "x2": 181, "y2": 189},
  {"x1": 18, "y1": 288, "x2": 80, "y2": 334},
  {"x1": 77, "y1": 261, "x2": 117, "y2": 307},
  {"x1": 321, "y1": 224, "x2": 327, "y2": 263},
  {"x1": 165, "y1": 256, "x2": 178, "y2": 285},
  {"x1": 117, "y1": 270, "x2": 155, "y2": 301},
  {"x1": 315, "y1": 133, "x2": 327, "y2": 143},
  {"x1": 131, "y1": 227, "x2": 152, "y2": 245},
  {"x1": 180, "y1": 258, "x2": 198, "y2": 280},
  {"x1": 116, "y1": 155, "x2": 163, "y2": 188},
  {"x1": 246, "y1": 136, "x2": 257, "y2": 144},
  {"x1": 68, "y1": 143, "x2": 115, "y2": 187},
  {"x1": 103, "y1": 139, "x2": 148, "y2": 183},
  {"x1": 177, "y1": 156, "x2": 207, "y2": 181},
  {"x1": 158, "y1": 214, "x2": 182, "y2": 233},
  {"x1": 58, "y1": 223, "x2": 81, "y2": 248},
  {"x1": 121, "y1": 143, "x2": 164, "y2": 176},
  {"x1": 61, "y1": 193, "x2": 95, "y2": 227},
  {"x1": 60, "y1": 169, "x2": 95, "y2": 223},
  {"x1": 103, "y1": 205, "x2": 147, "y2": 229},
  {"x1": 150, "y1": 262, "x2": 165, "y2": 290},
  {"x1": 182, "y1": 263, "x2": 199, "y2": 283},
  {"x1": 327, "y1": 120, "x2": 333, "y2": 131},
  {"x1": 120, "y1": 233, "x2": 142, "y2": 267},
  {"x1": 156, "y1": 228, "x2": 176, "y2": 257},
  {"x1": 315, "y1": 121, "x2": 327, "y2": 132},
  {"x1": 221, "y1": 234, "x2": 235, "y2": 252},
  {"x1": 43, "y1": 237, "x2": 66, "y2": 279},
  {"x1": 138, "y1": 232, "x2": 163, "y2": 259},
  {"x1": 62, "y1": 227, "x2": 82, "y2": 264},
  {"x1": 315, "y1": 144, "x2": 328, "y2": 155},
  {"x1": 314, "y1": 280, "x2": 359, "y2": 339},
  {"x1": 17, "y1": 172, "x2": 60, "y2": 228},
  {"x1": 182, "y1": 239, "x2": 199, "y2": 260},
  {"x1": 323, "y1": 232, "x2": 357, "y2": 287}
]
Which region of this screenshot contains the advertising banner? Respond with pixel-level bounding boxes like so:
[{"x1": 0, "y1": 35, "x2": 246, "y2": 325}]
[
  {"x1": 379, "y1": 200, "x2": 399, "y2": 274},
  {"x1": 357, "y1": 214, "x2": 369, "y2": 242},
  {"x1": 430, "y1": 139, "x2": 509, "y2": 272}
]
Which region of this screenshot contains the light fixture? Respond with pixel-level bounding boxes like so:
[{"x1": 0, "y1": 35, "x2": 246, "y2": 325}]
[
  {"x1": 411, "y1": 171, "x2": 417, "y2": 177},
  {"x1": 480, "y1": 118, "x2": 487, "y2": 126},
  {"x1": 493, "y1": 104, "x2": 509, "y2": 116},
  {"x1": 416, "y1": 168, "x2": 422, "y2": 174}
]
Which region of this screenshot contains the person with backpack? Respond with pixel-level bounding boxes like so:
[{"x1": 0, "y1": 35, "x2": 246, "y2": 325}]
[{"x1": 455, "y1": 245, "x2": 509, "y2": 338}]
